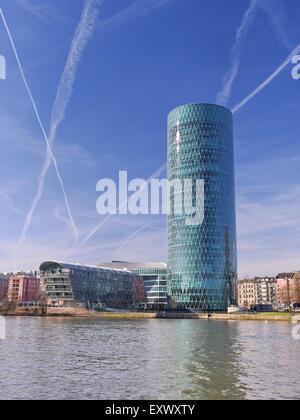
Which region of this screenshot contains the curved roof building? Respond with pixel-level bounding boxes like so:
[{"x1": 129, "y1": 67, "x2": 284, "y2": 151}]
[{"x1": 40, "y1": 261, "x2": 143, "y2": 309}]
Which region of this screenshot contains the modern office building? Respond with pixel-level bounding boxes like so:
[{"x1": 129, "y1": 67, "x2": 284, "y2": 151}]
[
  {"x1": 168, "y1": 103, "x2": 237, "y2": 311},
  {"x1": 7, "y1": 274, "x2": 40, "y2": 303},
  {"x1": 100, "y1": 262, "x2": 168, "y2": 309},
  {"x1": 40, "y1": 261, "x2": 144, "y2": 309}
]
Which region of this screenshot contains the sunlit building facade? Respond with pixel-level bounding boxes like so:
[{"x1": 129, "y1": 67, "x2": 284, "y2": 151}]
[
  {"x1": 168, "y1": 104, "x2": 237, "y2": 311},
  {"x1": 100, "y1": 262, "x2": 168, "y2": 309},
  {"x1": 40, "y1": 261, "x2": 144, "y2": 309},
  {"x1": 237, "y1": 278, "x2": 277, "y2": 309}
]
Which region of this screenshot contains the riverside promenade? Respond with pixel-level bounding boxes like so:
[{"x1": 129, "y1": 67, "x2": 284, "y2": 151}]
[{"x1": 0, "y1": 306, "x2": 296, "y2": 322}]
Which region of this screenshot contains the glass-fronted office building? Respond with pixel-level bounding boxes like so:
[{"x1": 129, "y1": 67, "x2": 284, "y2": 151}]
[
  {"x1": 100, "y1": 262, "x2": 168, "y2": 309},
  {"x1": 40, "y1": 261, "x2": 144, "y2": 309},
  {"x1": 168, "y1": 104, "x2": 237, "y2": 311}
]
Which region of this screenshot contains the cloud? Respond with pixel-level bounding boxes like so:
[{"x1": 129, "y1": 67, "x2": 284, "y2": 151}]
[
  {"x1": 112, "y1": 226, "x2": 167, "y2": 263},
  {"x1": 117, "y1": 222, "x2": 152, "y2": 253},
  {"x1": 0, "y1": 190, "x2": 24, "y2": 218},
  {"x1": 217, "y1": 0, "x2": 296, "y2": 107},
  {"x1": 54, "y1": 204, "x2": 75, "y2": 235},
  {"x1": 238, "y1": 198, "x2": 300, "y2": 276},
  {"x1": 236, "y1": 150, "x2": 300, "y2": 277},
  {"x1": 0, "y1": 216, "x2": 167, "y2": 272},
  {"x1": 0, "y1": 112, "x2": 96, "y2": 168},
  {"x1": 0, "y1": 113, "x2": 43, "y2": 156},
  {"x1": 216, "y1": 0, "x2": 258, "y2": 106},
  {"x1": 56, "y1": 144, "x2": 97, "y2": 168},
  {"x1": 9, "y1": 42, "x2": 68, "y2": 81},
  {"x1": 98, "y1": 0, "x2": 171, "y2": 32},
  {"x1": 14, "y1": 0, "x2": 60, "y2": 25},
  {"x1": 3, "y1": 0, "x2": 172, "y2": 257}
]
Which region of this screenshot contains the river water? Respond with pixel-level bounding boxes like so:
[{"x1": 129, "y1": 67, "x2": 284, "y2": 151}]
[{"x1": 0, "y1": 317, "x2": 299, "y2": 400}]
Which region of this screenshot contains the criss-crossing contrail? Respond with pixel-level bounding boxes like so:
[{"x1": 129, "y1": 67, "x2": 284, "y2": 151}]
[
  {"x1": 0, "y1": 7, "x2": 79, "y2": 244},
  {"x1": 17, "y1": 0, "x2": 102, "y2": 245},
  {"x1": 232, "y1": 42, "x2": 300, "y2": 114},
  {"x1": 217, "y1": 0, "x2": 258, "y2": 106}
]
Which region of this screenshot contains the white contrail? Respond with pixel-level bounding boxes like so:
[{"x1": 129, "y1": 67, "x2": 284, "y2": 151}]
[
  {"x1": 117, "y1": 223, "x2": 151, "y2": 253},
  {"x1": 0, "y1": 7, "x2": 79, "y2": 244},
  {"x1": 232, "y1": 42, "x2": 300, "y2": 114},
  {"x1": 18, "y1": 0, "x2": 102, "y2": 245},
  {"x1": 216, "y1": 0, "x2": 258, "y2": 106}
]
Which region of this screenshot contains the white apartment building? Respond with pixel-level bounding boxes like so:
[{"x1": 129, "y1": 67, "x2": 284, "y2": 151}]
[{"x1": 238, "y1": 277, "x2": 277, "y2": 309}]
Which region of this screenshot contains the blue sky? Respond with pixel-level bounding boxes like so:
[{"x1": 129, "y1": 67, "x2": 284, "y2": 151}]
[{"x1": 0, "y1": 0, "x2": 299, "y2": 276}]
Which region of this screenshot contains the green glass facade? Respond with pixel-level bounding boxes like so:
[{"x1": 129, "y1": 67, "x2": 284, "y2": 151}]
[{"x1": 168, "y1": 104, "x2": 237, "y2": 311}]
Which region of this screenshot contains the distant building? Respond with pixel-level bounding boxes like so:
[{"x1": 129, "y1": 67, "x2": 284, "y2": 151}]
[
  {"x1": 238, "y1": 280, "x2": 255, "y2": 308},
  {"x1": 276, "y1": 272, "x2": 300, "y2": 309},
  {"x1": 100, "y1": 262, "x2": 168, "y2": 309},
  {"x1": 237, "y1": 277, "x2": 277, "y2": 309},
  {"x1": 40, "y1": 261, "x2": 144, "y2": 309},
  {"x1": 7, "y1": 274, "x2": 40, "y2": 303},
  {"x1": 0, "y1": 274, "x2": 9, "y2": 301}
]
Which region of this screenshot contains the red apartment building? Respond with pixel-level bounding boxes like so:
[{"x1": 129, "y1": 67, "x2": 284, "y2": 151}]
[
  {"x1": 276, "y1": 272, "x2": 300, "y2": 309},
  {"x1": 7, "y1": 275, "x2": 41, "y2": 303}
]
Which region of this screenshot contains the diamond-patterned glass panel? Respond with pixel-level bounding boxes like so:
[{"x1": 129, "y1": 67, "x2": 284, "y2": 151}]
[{"x1": 168, "y1": 104, "x2": 237, "y2": 311}]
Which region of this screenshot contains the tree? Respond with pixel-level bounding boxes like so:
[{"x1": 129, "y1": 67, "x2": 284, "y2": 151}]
[{"x1": 37, "y1": 291, "x2": 48, "y2": 316}]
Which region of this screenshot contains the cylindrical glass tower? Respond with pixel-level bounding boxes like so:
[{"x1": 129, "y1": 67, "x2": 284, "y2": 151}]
[{"x1": 168, "y1": 103, "x2": 237, "y2": 311}]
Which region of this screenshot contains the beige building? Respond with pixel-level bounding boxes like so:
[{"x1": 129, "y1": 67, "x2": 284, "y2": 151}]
[{"x1": 238, "y1": 277, "x2": 277, "y2": 309}]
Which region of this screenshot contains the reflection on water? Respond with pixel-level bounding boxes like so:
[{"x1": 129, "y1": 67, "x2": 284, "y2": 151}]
[{"x1": 0, "y1": 317, "x2": 299, "y2": 400}]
